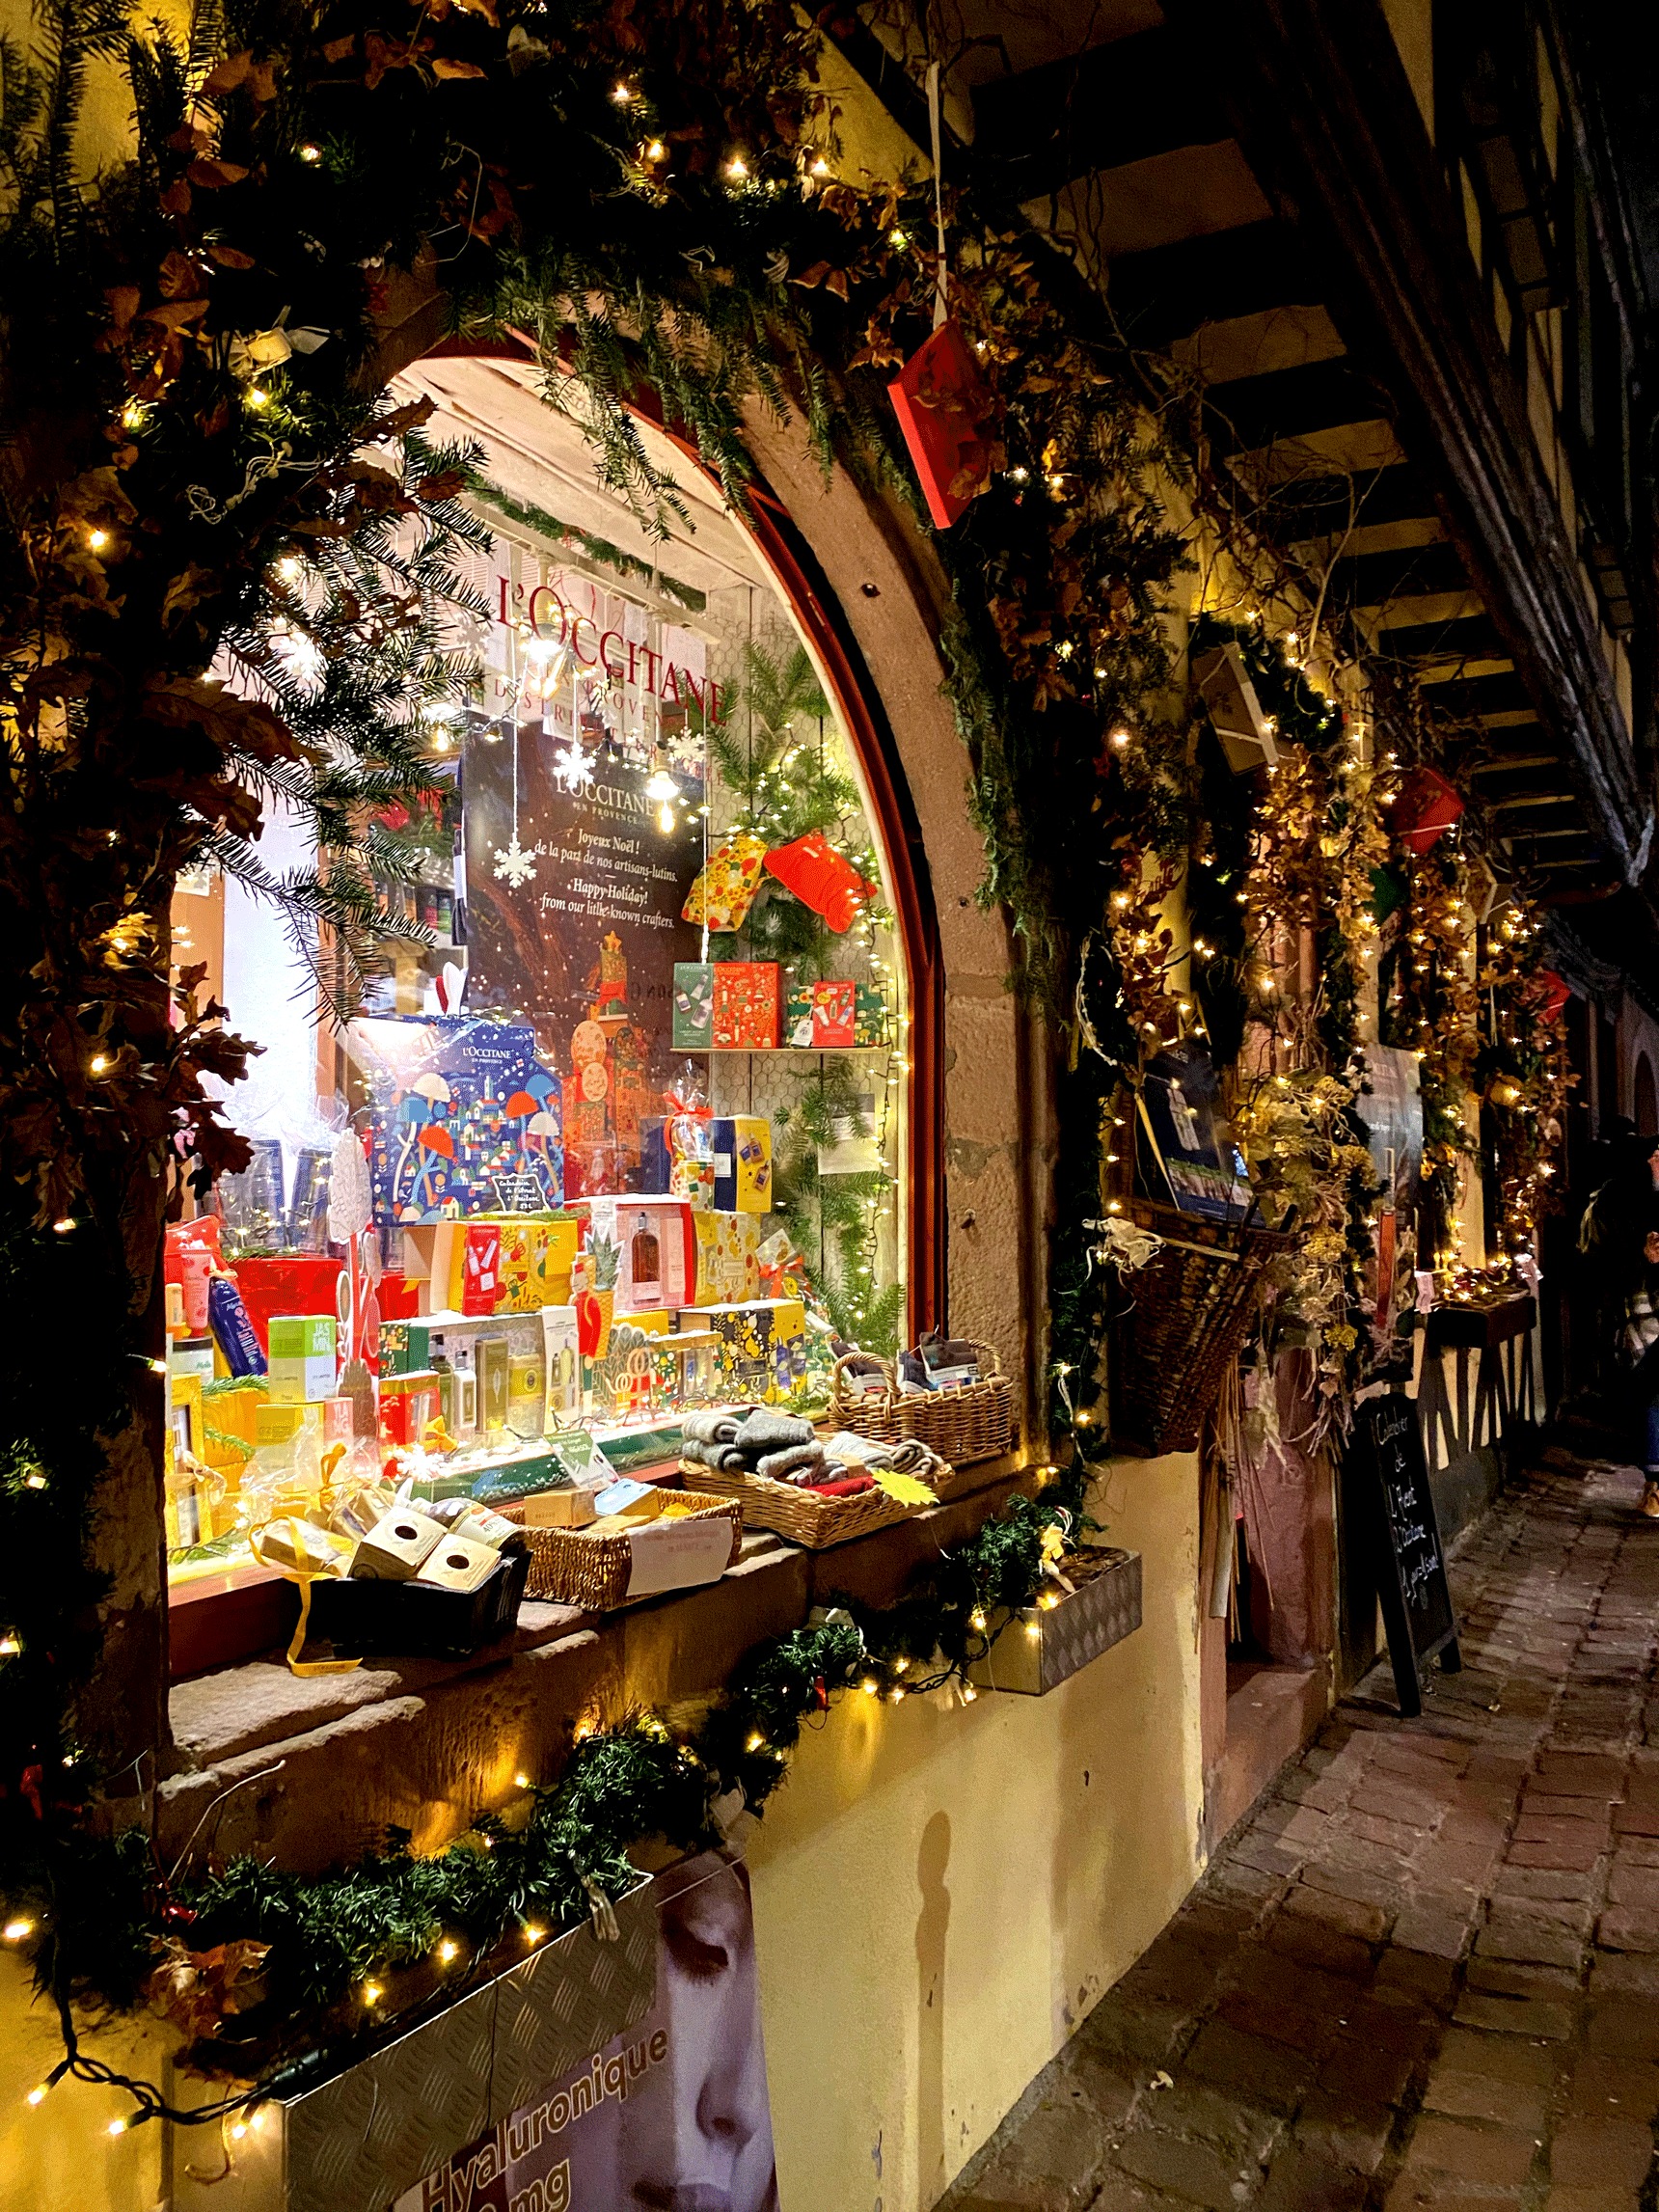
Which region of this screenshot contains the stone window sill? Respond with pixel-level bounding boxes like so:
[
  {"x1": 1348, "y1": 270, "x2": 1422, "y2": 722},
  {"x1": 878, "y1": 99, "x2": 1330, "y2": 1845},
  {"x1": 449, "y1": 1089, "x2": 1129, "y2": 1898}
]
[{"x1": 158, "y1": 1455, "x2": 1036, "y2": 1873}]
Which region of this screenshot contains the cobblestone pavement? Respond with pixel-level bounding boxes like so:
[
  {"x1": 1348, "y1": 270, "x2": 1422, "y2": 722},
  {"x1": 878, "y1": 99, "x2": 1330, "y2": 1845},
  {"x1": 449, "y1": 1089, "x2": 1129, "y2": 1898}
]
[{"x1": 941, "y1": 1451, "x2": 1659, "y2": 2212}]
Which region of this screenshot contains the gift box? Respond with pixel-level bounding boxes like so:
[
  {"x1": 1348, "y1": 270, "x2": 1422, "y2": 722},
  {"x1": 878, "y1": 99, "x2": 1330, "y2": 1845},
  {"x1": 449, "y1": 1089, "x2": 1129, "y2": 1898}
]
[
  {"x1": 887, "y1": 315, "x2": 996, "y2": 531},
  {"x1": 583, "y1": 1197, "x2": 696, "y2": 1312},
  {"x1": 691, "y1": 1211, "x2": 764, "y2": 1305},
  {"x1": 712, "y1": 962, "x2": 780, "y2": 1050},
  {"x1": 671, "y1": 963, "x2": 716, "y2": 1051},
  {"x1": 783, "y1": 978, "x2": 857, "y2": 1049},
  {"x1": 430, "y1": 1215, "x2": 577, "y2": 1314},
  {"x1": 199, "y1": 1376, "x2": 266, "y2": 1480},
  {"x1": 812, "y1": 980, "x2": 856, "y2": 1048},
  {"x1": 640, "y1": 1115, "x2": 717, "y2": 1208},
  {"x1": 380, "y1": 1312, "x2": 473, "y2": 1377},
  {"x1": 266, "y1": 1315, "x2": 338, "y2": 1406},
  {"x1": 459, "y1": 1222, "x2": 503, "y2": 1316},
  {"x1": 854, "y1": 982, "x2": 888, "y2": 1047},
  {"x1": 496, "y1": 1215, "x2": 580, "y2": 1312},
  {"x1": 1392, "y1": 765, "x2": 1464, "y2": 857},
  {"x1": 539, "y1": 1304, "x2": 583, "y2": 1426},
  {"x1": 353, "y1": 1015, "x2": 564, "y2": 1226},
  {"x1": 689, "y1": 1298, "x2": 806, "y2": 1403},
  {"x1": 711, "y1": 1116, "x2": 773, "y2": 1213},
  {"x1": 232, "y1": 1256, "x2": 344, "y2": 1356}
]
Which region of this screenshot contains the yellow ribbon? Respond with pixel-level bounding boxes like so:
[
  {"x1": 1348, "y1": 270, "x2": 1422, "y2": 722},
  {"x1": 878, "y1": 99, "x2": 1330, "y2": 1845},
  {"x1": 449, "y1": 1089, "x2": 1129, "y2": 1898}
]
[{"x1": 248, "y1": 1523, "x2": 362, "y2": 1678}]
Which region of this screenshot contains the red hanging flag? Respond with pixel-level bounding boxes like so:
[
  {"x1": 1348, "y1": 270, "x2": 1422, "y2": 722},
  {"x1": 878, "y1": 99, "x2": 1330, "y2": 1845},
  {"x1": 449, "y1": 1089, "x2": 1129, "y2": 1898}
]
[
  {"x1": 888, "y1": 318, "x2": 996, "y2": 530},
  {"x1": 1524, "y1": 968, "x2": 1571, "y2": 1024},
  {"x1": 1392, "y1": 765, "x2": 1464, "y2": 856}
]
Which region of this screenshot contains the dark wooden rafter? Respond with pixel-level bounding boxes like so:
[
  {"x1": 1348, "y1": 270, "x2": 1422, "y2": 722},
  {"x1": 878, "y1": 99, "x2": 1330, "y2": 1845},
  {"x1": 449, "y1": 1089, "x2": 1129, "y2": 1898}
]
[
  {"x1": 827, "y1": 0, "x2": 1650, "y2": 893},
  {"x1": 970, "y1": 26, "x2": 1227, "y2": 201},
  {"x1": 1156, "y1": 0, "x2": 1650, "y2": 883}
]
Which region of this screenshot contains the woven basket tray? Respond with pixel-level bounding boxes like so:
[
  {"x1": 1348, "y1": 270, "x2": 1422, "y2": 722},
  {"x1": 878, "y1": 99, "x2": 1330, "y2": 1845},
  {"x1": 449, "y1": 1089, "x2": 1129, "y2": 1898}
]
[
  {"x1": 828, "y1": 1341, "x2": 1016, "y2": 1466},
  {"x1": 676, "y1": 1460, "x2": 942, "y2": 1548},
  {"x1": 1109, "y1": 1199, "x2": 1294, "y2": 1457},
  {"x1": 498, "y1": 1490, "x2": 742, "y2": 1608}
]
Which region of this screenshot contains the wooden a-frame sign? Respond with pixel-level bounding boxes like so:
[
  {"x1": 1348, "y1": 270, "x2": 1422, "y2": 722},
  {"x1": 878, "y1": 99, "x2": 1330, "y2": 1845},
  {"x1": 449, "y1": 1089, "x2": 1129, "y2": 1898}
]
[{"x1": 1354, "y1": 1391, "x2": 1461, "y2": 1717}]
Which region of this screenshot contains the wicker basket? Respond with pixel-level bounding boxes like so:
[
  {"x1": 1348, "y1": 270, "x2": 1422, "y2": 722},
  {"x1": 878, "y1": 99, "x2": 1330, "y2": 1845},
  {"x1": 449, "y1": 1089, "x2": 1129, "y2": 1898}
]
[
  {"x1": 498, "y1": 1490, "x2": 742, "y2": 1608},
  {"x1": 1108, "y1": 1198, "x2": 1293, "y2": 1457},
  {"x1": 675, "y1": 1460, "x2": 943, "y2": 1548},
  {"x1": 828, "y1": 1342, "x2": 1015, "y2": 1466}
]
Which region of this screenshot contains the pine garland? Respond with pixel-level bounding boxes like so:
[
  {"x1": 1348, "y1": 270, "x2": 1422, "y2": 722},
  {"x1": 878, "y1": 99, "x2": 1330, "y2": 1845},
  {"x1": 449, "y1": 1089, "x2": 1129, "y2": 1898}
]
[{"x1": 11, "y1": 1466, "x2": 1085, "y2": 2104}]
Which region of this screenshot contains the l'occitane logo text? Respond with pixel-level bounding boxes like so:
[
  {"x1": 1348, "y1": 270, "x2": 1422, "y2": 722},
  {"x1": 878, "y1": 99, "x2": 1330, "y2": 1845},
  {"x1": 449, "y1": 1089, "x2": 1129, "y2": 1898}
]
[
  {"x1": 420, "y1": 2031, "x2": 670, "y2": 2212},
  {"x1": 498, "y1": 578, "x2": 726, "y2": 720}
]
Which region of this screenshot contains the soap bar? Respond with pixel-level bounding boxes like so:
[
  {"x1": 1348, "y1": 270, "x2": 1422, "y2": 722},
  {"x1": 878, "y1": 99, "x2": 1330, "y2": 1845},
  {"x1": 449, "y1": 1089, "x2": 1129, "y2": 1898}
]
[
  {"x1": 520, "y1": 1488, "x2": 598, "y2": 1529},
  {"x1": 416, "y1": 1533, "x2": 500, "y2": 1595},
  {"x1": 450, "y1": 1505, "x2": 520, "y2": 1551},
  {"x1": 593, "y1": 1477, "x2": 662, "y2": 1523},
  {"x1": 327, "y1": 1484, "x2": 395, "y2": 1543},
  {"x1": 259, "y1": 1516, "x2": 352, "y2": 1575},
  {"x1": 352, "y1": 1508, "x2": 446, "y2": 1580}
]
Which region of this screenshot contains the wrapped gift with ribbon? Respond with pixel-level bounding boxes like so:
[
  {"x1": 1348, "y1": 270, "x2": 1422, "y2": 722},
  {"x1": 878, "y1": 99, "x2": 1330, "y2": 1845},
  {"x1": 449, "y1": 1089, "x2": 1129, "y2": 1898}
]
[{"x1": 640, "y1": 1069, "x2": 717, "y2": 1207}]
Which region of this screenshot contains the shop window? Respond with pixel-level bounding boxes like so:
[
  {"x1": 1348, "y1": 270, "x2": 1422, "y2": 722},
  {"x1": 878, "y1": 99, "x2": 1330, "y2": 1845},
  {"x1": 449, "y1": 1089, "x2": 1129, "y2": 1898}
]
[{"x1": 161, "y1": 355, "x2": 918, "y2": 1611}]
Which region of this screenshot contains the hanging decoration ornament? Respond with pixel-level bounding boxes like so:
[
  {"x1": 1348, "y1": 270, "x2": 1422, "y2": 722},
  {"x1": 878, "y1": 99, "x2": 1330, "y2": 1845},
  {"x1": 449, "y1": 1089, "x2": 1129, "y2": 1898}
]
[
  {"x1": 552, "y1": 741, "x2": 597, "y2": 794},
  {"x1": 493, "y1": 721, "x2": 537, "y2": 886},
  {"x1": 885, "y1": 61, "x2": 999, "y2": 529},
  {"x1": 492, "y1": 833, "x2": 537, "y2": 888},
  {"x1": 763, "y1": 830, "x2": 876, "y2": 931},
  {"x1": 683, "y1": 831, "x2": 770, "y2": 931}
]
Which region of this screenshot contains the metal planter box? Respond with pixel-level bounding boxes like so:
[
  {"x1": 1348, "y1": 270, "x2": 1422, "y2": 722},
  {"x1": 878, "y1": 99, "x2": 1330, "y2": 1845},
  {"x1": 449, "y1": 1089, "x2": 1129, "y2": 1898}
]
[
  {"x1": 967, "y1": 1547, "x2": 1142, "y2": 1695},
  {"x1": 168, "y1": 1878, "x2": 656, "y2": 2212}
]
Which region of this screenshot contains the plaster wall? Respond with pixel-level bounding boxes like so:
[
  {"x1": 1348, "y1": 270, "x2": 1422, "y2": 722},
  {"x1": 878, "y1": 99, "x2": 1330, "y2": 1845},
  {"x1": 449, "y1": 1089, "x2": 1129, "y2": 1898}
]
[
  {"x1": 0, "y1": 1448, "x2": 1202, "y2": 2212},
  {"x1": 748, "y1": 1453, "x2": 1204, "y2": 2212}
]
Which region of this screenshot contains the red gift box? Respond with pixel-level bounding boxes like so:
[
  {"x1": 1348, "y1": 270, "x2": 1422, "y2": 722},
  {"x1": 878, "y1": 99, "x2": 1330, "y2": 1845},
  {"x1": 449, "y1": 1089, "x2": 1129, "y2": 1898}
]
[
  {"x1": 811, "y1": 980, "x2": 857, "y2": 1048},
  {"x1": 713, "y1": 962, "x2": 781, "y2": 1050},
  {"x1": 887, "y1": 318, "x2": 997, "y2": 531},
  {"x1": 1392, "y1": 765, "x2": 1464, "y2": 856},
  {"x1": 1525, "y1": 968, "x2": 1571, "y2": 1024},
  {"x1": 460, "y1": 1223, "x2": 503, "y2": 1316},
  {"x1": 232, "y1": 1255, "x2": 343, "y2": 1355}
]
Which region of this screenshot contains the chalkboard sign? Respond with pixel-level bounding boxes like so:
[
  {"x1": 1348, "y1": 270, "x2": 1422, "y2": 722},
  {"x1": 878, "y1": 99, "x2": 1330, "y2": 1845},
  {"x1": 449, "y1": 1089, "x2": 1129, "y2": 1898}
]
[{"x1": 1354, "y1": 1392, "x2": 1460, "y2": 1716}]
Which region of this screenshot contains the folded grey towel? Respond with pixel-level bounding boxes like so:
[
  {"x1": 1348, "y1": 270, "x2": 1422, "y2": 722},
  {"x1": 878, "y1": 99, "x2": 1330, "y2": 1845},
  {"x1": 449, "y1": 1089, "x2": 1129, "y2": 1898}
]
[
  {"x1": 824, "y1": 1431, "x2": 895, "y2": 1468},
  {"x1": 680, "y1": 1406, "x2": 753, "y2": 1446},
  {"x1": 757, "y1": 1442, "x2": 827, "y2": 1485},
  {"x1": 733, "y1": 1409, "x2": 815, "y2": 1455},
  {"x1": 823, "y1": 1431, "x2": 944, "y2": 1478},
  {"x1": 716, "y1": 1444, "x2": 748, "y2": 1471},
  {"x1": 678, "y1": 1438, "x2": 721, "y2": 1468}
]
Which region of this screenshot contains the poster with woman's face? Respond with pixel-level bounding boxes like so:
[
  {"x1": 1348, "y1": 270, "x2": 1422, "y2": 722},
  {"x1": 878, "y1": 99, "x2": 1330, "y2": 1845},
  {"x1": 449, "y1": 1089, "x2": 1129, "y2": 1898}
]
[{"x1": 398, "y1": 1853, "x2": 777, "y2": 2212}]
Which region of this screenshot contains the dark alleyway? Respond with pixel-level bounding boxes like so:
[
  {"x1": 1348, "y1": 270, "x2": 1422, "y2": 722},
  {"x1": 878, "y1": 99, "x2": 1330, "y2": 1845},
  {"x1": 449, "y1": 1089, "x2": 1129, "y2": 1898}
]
[{"x1": 942, "y1": 1452, "x2": 1659, "y2": 2211}]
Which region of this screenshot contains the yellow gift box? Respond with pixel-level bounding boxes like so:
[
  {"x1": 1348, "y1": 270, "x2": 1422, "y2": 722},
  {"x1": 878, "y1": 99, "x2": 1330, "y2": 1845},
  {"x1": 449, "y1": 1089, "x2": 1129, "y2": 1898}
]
[
  {"x1": 690, "y1": 1212, "x2": 763, "y2": 1306},
  {"x1": 434, "y1": 1215, "x2": 579, "y2": 1312},
  {"x1": 685, "y1": 1298, "x2": 806, "y2": 1403},
  {"x1": 496, "y1": 1215, "x2": 579, "y2": 1311}
]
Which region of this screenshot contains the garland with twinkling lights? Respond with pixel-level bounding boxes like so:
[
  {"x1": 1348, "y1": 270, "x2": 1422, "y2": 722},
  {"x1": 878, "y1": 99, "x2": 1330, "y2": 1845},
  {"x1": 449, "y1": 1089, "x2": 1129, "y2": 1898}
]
[{"x1": 0, "y1": 0, "x2": 1179, "y2": 2120}]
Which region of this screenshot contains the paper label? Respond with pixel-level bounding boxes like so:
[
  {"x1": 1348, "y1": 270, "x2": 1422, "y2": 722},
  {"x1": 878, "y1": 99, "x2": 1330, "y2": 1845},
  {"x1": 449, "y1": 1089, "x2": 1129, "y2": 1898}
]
[{"x1": 624, "y1": 1516, "x2": 733, "y2": 1598}]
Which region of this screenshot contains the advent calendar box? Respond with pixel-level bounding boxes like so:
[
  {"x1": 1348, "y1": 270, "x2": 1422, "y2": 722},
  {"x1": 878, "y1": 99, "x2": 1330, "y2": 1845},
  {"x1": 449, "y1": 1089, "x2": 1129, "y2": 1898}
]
[
  {"x1": 353, "y1": 1016, "x2": 564, "y2": 1225},
  {"x1": 712, "y1": 963, "x2": 780, "y2": 1050}
]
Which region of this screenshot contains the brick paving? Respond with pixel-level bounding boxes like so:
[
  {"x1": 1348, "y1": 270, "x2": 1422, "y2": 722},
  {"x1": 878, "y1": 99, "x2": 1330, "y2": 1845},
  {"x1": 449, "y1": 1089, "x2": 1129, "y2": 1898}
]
[{"x1": 940, "y1": 1451, "x2": 1659, "y2": 2212}]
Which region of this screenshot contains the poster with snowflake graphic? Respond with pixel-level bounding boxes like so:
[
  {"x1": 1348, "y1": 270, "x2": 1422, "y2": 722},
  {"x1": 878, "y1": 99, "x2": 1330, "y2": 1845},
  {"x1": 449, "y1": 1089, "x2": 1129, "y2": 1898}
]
[{"x1": 464, "y1": 737, "x2": 707, "y2": 1197}]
